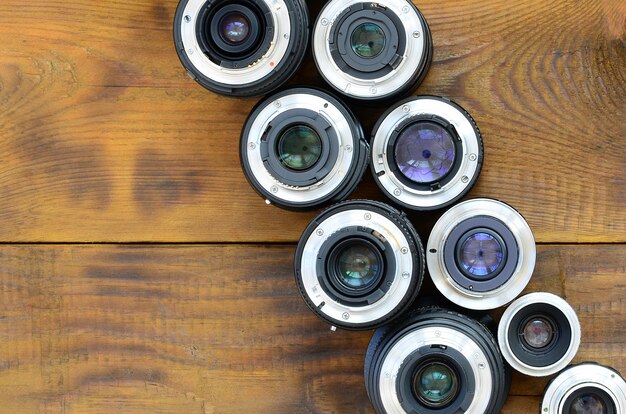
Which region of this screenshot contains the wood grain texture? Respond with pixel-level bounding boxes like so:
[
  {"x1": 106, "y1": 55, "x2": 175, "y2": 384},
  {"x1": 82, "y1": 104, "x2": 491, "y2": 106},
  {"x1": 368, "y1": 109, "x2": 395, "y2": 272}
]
[
  {"x1": 0, "y1": 244, "x2": 623, "y2": 413},
  {"x1": 0, "y1": 0, "x2": 624, "y2": 242}
]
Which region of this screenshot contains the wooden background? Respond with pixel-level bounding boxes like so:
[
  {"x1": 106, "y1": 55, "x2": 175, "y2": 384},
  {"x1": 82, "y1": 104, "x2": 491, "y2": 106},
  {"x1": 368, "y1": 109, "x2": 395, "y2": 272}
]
[{"x1": 0, "y1": 0, "x2": 624, "y2": 412}]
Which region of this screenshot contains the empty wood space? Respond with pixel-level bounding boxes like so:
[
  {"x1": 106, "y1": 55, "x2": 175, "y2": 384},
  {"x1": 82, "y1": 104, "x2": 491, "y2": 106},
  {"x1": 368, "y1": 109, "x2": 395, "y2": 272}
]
[{"x1": 0, "y1": 0, "x2": 624, "y2": 413}]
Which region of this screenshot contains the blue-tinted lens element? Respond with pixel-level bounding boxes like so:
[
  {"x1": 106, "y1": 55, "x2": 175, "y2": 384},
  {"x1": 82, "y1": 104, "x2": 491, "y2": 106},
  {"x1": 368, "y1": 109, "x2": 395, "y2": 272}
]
[{"x1": 459, "y1": 232, "x2": 504, "y2": 278}]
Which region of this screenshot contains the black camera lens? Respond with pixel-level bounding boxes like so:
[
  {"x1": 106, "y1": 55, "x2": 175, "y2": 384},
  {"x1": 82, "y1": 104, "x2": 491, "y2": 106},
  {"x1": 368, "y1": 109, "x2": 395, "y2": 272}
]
[
  {"x1": 174, "y1": 0, "x2": 309, "y2": 97},
  {"x1": 313, "y1": 0, "x2": 432, "y2": 102},
  {"x1": 364, "y1": 308, "x2": 510, "y2": 413},
  {"x1": 371, "y1": 96, "x2": 483, "y2": 210},
  {"x1": 240, "y1": 88, "x2": 369, "y2": 211},
  {"x1": 542, "y1": 363, "x2": 626, "y2": 414},
  {"x1": 427, "y1": 198, "x2": 536, "y2": 310},
  {"x1": 498, "y1": 292, "x2": 581, "y2": 377},
  {"x1": 295, "y1": 200, "x2": 424, "y2": 330}
]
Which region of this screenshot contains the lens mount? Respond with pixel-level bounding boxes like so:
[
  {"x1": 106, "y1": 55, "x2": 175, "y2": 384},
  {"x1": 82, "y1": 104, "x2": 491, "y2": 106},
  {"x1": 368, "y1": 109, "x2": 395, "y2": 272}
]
[
  {"x1": 313, "y1": 0, "x2": 432, "y2": 101},
  {"x1": 498, "y1": 292, "x2": 581, "y2": 377},
  {"x1": 371, "y1": 96, "x2": 483, "y2": 210},
  {"x1": 174, "y1": 0, "x2": 309, "y2": 96},
  {"x1": 427, "y1": 198, "x2": 536, "y2": 310},
  {"x1": 364, "y1": 308, "x2": 509, "y2": 414},
  {"x1": 542, "y1": 363, "x2": 626, "y2": 414},
  {"x1": 295, "y1": 200, "x2": 424, "y2": 330},
  {"x1": 240, "y1": 87, "x2": 368, "y2": 210}
]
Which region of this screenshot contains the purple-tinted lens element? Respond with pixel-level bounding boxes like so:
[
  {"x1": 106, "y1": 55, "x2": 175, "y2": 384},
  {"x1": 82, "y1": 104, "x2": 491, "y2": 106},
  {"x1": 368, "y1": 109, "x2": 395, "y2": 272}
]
[
  {"x1": 394, "y1": 121, "x2": 456, "y2": 184},
  {"x1": 570, "y1": 394, "x2": 607, "y2": 414},
  {"x1": 459, "y1": 232, "x2": 503, "y2": 278},
  {"x1": 219, "y1": 12, "x2": 250, "y2": 44}
]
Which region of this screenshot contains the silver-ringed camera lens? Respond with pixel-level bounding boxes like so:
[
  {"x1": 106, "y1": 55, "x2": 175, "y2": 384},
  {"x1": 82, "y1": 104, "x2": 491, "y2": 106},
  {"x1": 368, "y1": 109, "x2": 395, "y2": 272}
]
[
  {"x1": 542, "y1": 363, "x2": 626, "y2": 414},
  {"x1": 174, "y1": 0, "x2": 309, "y2": 96},
  {"x1": 364, "y1": 308, "x2": 510, "y2": 413},
  {"x1": 427, "y1": 198, "x2": 536, "y2": 310},
  {"x1": 371, "y1": 96, "x2": 483, "y2": 210},
  {"x1": 498, "y1": 292, "x2": 581, "y2": 377},
  {"x1": 295, "y1": 200, "x2": 424, "y2": 329},
  {"x1": 240, "y1": 88, "x2": 369, "y2": 210},
  {"x1": 312, "y1": 0, "x2": 432, "y2": 101}
]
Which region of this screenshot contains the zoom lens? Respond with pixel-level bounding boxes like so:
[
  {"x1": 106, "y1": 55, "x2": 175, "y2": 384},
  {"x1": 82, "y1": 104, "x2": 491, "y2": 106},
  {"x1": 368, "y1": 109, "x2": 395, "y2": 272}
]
[
  {"x1": 295, "y1": 200, "x2": 424, "y2": 329},
  {"x1": 427, "y1": 198, "x2": 535, "y2": 310},
  {"x1": 498, "y1": 292, "x2": 581, "y2": 377},
  {"x1": 313, "y1": 0, "x2": 432, "y2": 101},
  {"x1": 364, "y1": 308, "x2": 510, "y2": 413},
  {"x1": 371, "y1": 96, "x2": 483, "y2": 210},
  {"x1": 240, "y1": 88, "x2": 369, "y2": 210},
  {"x1": 542, "y1": 363, "x2": 626, "y2": 414},
  {"x1": 174, "y1": 0, "x2": 309, "y2": 97}
]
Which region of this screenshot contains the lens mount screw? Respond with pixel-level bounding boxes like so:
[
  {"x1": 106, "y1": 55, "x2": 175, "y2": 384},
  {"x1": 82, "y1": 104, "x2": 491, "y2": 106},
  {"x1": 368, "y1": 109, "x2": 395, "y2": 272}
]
[
  {"x1": 274, "y1": 101, "x2": 281, "y2": 108},
  {"x1": 478, "y1": 362, "x2": 486, "y2": 369},
  {"x1": 184, "y1": 15, "x2": 191, "y2": 23},
  {"x1": 342, "y1": 312, "x2": 350, "y2": 320},
  {"x1": 370, "y1": 86, "x2": 378, "y2": 94},
  {"x1": 394, "y1": 188, "x2": 402, "y2": 196},
  {"x1": 402, "y1": 105, "x2": 410, "y2": 113},
  {"x1": 469, "y1": 153, "x2": 477, "y2": 161},
  {"x1": 462, "y1": 176, "x2": 469, "y2": 183},
  {"x1": 402, "y1": 5, "x2": 409, "y2": 13},
  {"x1": 364, "y1": 213, "x2": 371, "y2": 220},
  {"x1": 249, "y1": 142, "x2": 256, "y2": 150},
  {"x1": 402, "y1": 272, "x2": 410, "y2": 279},
  {"x1": 345, "y1": 145, "x2": 352, "y2": 152},
  {"x1": 401, "y1": 247, "x2": 409, "y2": 254},
  {"x1": 270, "y1": 185, "x2": 279, "y2": 193},
  {"x1": 412, "y1": 30, "x2": 420, "y2": 38},
  {"x1": 316, "y1": 229, "x2": 324, "y2": 236}
]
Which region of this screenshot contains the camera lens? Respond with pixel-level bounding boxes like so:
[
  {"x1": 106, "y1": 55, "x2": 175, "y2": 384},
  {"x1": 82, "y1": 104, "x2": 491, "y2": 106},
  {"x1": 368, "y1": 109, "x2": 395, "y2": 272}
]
[
  {"x1": 427, "y1": 198, "x2": 535, "y2": 310},
  {"x1": 542, "y1": 363, "x2": 626, "y2": 414},
  {"x1": 498, "y1": 292, "x2": 581, "y2": 377},
  {"x1": 371, "y1": 96, "x2": 483, "y2": 210},
  {"x1": 174, "y1": 0, "x2": 309, "y2": 97},
  {"x1": 364, "y1": 308, "x2": 510, "y2": 413},
  {"x1": 294, "y1": 200, "x2": 424, "y2": 330},
  {"x1": 313, "y1": 0, "x2": 433, "y2": 101},
  {"x1": 240, "y1": 88, "x2": 369, "y2": 210}
]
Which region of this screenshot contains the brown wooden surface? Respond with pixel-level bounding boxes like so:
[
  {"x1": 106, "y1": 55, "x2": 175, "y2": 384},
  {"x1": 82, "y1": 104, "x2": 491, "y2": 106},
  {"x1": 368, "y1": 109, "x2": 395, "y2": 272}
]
[
  {"x1": 0, "y1": 245, "x2": 623, "y2": 413},
  {"x1": 0, "y1": 0, "x2": 625, "y2": 413}
]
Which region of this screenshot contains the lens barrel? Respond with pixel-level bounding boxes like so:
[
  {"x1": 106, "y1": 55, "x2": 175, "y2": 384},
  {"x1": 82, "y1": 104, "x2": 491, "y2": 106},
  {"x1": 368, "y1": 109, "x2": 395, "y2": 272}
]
[
  {"x1": 542, "y1": 363, "x2": 626, "y2": 414},
  {"x1": 370, "y1": 96, "x2": 483, "y2": 210},
  {"x1": 240, "y1": 87, "x2": 369, "y2": 210},
  {"x1": 174, "y1": 0, "x2": 309, "y2": 96},
  {"x1": 427, "y1": 198, "x2": 536, "y2": 310},
  {"x1": 312, "y1": 0, "x2": 432, "y2": 102},
  {"x1": 498, "y1": 292, "x2": 581, "y2": 377},
  {"x1": 295, "y1": 200, "x2": 424, "y2": 330},
  {"x1": 364, "y1": 308, "x2": 510, "y2": 413}
]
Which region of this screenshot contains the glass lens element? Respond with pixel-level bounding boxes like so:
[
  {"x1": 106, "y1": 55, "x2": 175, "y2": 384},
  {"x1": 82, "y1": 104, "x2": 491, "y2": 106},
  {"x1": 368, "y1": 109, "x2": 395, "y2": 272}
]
[
  {"x1": 277, "y1": 125, "x2": 322, "y2": 171},
  {"x1": 522, "y1": 317, "x2": 555, "y2": 349},
  {"x1": 336, "y1": 242, "x2": 381, "y2": 289},
  {"x1": 219, "y1": 12, "x2": 250, "y2": 44},
  {"x1": 414, "y1": 362, "x2": 459, "y2": 407},
  {"x1": 459, "y1": 232, "x2": 504, "y2": 279},
  {"x1": 570, "y1": 394, "x2": 607, "y2": 414},
  {"x1": 350, "y1": 23, "x2": 385, "y2": 58},
  {"x1": 394, "y1": 122, "x2": 456, "y2": 184}
]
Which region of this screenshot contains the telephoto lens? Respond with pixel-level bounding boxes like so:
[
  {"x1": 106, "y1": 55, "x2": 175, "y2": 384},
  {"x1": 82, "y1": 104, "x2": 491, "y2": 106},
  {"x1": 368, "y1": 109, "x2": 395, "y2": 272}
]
[
  {"x1": 498, "y1": 292, "x2": 581, "y2": 377},
  {"x1": 173, "y1": 0, "x2": 309, "y2": 96},
  {"x1": 427, "y1": 198, "x2": 536, "y2": 310},
  {"x1": 294, "y1": 200, "x2": 424, "y2": 330},
  {"x1": 364, "y1": 308, "x2": 510, "y2": 414},
  {"x1": 370, "y1": 96, "x2": 483, "y2": 210},
  {"x1": 312, "y1": 0, "x2": 432, "y2": 102},
  {"x1": 240, "y1": 87, "x2": 369, "y2": 210},
  {"x1": 542, "y1": 363, "x2": 626, "y2": 414}
]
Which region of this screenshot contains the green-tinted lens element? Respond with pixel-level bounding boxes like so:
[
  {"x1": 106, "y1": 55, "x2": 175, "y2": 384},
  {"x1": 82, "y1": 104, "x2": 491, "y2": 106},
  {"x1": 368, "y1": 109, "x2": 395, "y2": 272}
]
[
  {"x1": 350, "y1": 23, "x2": 385, "y2": 58},
  {"x1": 277, "y1": 125, "x2": 322, "y2": 171},
  {"x1": 337, "y1": 243, "x2": 381, "y2": 289},
  {"x1": 414, "y1": 362, "x2": 459, "y2": 408}
]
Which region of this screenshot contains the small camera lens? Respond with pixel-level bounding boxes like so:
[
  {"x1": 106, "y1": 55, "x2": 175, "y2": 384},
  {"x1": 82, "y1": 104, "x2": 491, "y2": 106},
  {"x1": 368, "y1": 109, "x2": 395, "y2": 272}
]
[
  {"x1": 542, "y1": 363, "x2": 626, "y2": 414},
  {"x1": 371, "y1": 96, "x2": 483, "y2": 210},
  {"x1": 240, "y1": 88, "x2": 369, "y2": 210},
  {"x1": 498, "y1": 292, "x2": 581, "y2": 377},
  {"x1": 313, "y1": 0, "x2": 433, "y2": 101},
  {"x1": 364, "y1": 308, "x2": 510, "y2": 413},
  {"x1": 427, "y1": 198, "x2": 535, "y2": 310},
  {"x1": 174, "y1": 0, "x2": 309, "y2": 97},
  {"x1": 295, "y1": 200, "x2": 425, "y2": 330}
]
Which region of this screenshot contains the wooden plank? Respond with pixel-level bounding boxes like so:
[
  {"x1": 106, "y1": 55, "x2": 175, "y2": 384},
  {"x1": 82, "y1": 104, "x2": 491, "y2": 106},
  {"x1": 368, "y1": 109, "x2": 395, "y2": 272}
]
[
  {"x1": 0, "y1": 0, "x2": 624, "y2": 243},
  {"x1": 0, "y1": 244, "x2": 623, "y2": 412}
]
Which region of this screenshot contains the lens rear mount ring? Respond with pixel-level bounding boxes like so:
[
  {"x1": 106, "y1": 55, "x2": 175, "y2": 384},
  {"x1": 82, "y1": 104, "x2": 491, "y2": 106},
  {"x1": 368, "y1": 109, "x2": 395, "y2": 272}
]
[
  {"x1": 427, "y1": 198, "x2": 535, "y2": 310},
  {"x1": 542, "y1": 363, "x2": 626, "y2": 414},
  {"x1": 313, "y1": 0, "x2": 430, "y2": 100},
  {"x1": 371, "y1": 96, "x2": 483, "y2": 210},
  {"x1": 498, "y1": 292, "x2": 581, "y2": 377}
]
